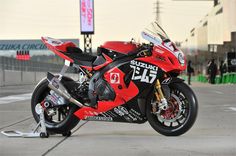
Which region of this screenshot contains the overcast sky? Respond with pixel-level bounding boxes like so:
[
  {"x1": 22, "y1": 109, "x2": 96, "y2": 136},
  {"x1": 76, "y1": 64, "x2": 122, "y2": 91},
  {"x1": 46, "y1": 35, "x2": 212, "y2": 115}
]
[{"x1": 0, "y1": 0, "x2": 212, "y2": 47}]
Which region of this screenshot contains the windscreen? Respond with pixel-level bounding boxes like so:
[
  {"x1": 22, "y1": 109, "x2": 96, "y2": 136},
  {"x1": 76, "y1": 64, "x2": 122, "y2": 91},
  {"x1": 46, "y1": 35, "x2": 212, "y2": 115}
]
[{"x1": 142, "y1": 21, "x2": 170, "y2": 45}]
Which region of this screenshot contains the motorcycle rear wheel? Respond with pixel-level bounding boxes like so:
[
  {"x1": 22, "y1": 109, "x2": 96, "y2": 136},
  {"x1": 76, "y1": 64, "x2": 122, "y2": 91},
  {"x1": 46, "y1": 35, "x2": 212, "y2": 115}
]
[
  {"x1": 146, "y1": 82, "x2": 198, "y2": 136},
  {"x1": 31, "y1": 78, "x2": 80, "y2": 134}
]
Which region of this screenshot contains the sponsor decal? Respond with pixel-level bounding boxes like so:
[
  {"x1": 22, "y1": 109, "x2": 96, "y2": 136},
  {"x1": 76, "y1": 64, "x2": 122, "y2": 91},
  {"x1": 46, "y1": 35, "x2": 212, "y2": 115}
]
[
  {"x1": 141, "y1": 31, "x2": 162, "y2": 45},
  {"x1": 161, "y1": 77, "x2": 172, "y2": 84},
  {"x1": 46, "y1": 38, "x2": 63, "y2": 46},
  {"x1": 84, "y1": 110, "x2": 99, "y2": 116},
  {"x1": 103, "y1": 111, "x2": 117, "y2": 118},
  {"x1": 113, "y1": 106, "x2": 138, "y2": 121},
  {"x1": 86, "y1": 116, "x2": 113, "y2": 121},
  {"x1": 129, "y1": 109, "x2": 143, "y2": 121},
  {"x1": 130, "y1": 60, "x2": 158, "y2": 84},
  {"x1": 114, "y1": 106, "x2": 129, "y2": 116},
  {"x1": 110, "y1": 73, "x2": 120, "y2": 84}
]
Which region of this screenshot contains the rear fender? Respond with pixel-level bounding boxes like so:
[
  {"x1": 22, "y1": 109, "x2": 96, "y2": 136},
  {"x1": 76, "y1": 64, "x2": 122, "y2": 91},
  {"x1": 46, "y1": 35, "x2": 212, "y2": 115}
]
[{"x1": 41, "y1": 37, "x2": 74, "y2": 63}]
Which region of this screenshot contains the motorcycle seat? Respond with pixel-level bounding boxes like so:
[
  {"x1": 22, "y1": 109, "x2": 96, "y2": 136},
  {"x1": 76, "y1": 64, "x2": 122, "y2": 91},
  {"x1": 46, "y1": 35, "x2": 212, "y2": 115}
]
[{"x1": 64, "y1": 46, "x2": 97, "y2": 66}]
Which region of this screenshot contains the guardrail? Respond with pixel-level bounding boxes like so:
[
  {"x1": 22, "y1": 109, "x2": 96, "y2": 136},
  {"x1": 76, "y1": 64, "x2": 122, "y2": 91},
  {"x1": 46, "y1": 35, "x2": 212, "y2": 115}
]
[
  {"x1": 0, "y1": 56, "x2": 77, "y2": 86},
  {"x1": 0, "y1": 56, "x2": 65, "y2": 72}
]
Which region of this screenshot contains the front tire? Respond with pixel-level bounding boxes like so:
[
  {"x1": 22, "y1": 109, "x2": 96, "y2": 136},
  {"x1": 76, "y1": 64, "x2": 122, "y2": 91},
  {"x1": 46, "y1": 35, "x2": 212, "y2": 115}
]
[
  {"x1": 146, "y1": 82, "x2": 198, "y2": 136},
  {"x1": 31, "y1": 78, "x2": 80, "y2": 134}
]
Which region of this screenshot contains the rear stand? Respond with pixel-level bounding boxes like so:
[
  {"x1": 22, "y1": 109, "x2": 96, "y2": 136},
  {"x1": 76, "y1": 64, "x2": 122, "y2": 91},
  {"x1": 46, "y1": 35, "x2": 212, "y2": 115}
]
[{"x1": 1, "y1": 104, "x2": 49, "y2": 138}]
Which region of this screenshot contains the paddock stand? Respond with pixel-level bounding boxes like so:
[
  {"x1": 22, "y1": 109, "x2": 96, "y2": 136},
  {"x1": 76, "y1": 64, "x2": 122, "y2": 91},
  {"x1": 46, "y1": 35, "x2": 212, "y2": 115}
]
[{"x1": 1, "y1": 104, "x2": 49, "y2": 138}]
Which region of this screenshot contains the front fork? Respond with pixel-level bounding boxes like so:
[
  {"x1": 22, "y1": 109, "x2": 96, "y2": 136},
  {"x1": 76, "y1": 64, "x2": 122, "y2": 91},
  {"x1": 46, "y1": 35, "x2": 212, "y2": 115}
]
[{"x1": 152, "y1": 79, "x2": 169, "y2": 113}]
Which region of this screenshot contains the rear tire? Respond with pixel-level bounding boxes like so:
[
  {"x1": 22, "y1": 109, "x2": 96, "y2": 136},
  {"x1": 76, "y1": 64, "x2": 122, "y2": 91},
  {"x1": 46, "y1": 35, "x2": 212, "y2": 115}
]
[
  {"x1": 31, "y1": 78, "x2": 80, "y2": 134},
  {"x1": 146, "y1": 82, "x2": 198, "y2": 136}
]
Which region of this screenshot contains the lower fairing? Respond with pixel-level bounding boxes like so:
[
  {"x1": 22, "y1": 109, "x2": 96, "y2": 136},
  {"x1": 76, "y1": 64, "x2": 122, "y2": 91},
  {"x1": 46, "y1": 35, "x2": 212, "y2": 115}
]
[{"x1": 83, "y1": 98, "x2": 147, "y2": 124}]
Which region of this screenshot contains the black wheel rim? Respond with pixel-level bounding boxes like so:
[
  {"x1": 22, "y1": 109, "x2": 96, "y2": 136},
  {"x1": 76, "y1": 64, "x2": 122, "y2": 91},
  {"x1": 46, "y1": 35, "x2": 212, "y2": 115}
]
[
  {"x1": 34, "y1": 87, "x2": 72, "y2": 127},
  {"x1": 152, "y1": 88, "x2": 190, "y2": 129}
]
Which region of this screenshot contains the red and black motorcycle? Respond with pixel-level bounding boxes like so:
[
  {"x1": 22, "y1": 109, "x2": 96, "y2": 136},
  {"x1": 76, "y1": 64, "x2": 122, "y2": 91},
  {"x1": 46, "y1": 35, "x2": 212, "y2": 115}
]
[{"x1": 31, "y1": 21, "x2": 198, "y2": 137}]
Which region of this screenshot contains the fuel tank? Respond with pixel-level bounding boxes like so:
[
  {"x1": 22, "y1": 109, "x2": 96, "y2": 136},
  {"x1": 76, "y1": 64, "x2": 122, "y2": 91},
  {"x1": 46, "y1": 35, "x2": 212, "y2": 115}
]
[{"x1": 101, "y1": 41, "x2": 138, "y2": 55}]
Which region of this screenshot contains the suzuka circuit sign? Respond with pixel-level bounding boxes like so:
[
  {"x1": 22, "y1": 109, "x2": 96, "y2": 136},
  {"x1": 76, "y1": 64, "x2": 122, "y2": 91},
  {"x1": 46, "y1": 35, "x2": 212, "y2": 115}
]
[{"x1": 80, "y1": 0, "x2": 94, "y2": 34}]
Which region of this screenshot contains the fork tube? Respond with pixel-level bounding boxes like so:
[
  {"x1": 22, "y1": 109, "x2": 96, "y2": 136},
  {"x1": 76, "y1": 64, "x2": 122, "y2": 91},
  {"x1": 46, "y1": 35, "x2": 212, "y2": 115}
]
[
  {"x1": 155, "y1": 79, "x2": 168, "y2": 110},
  {"x1": 155, "y1": 79, "x2": 164, "y2": 100}
]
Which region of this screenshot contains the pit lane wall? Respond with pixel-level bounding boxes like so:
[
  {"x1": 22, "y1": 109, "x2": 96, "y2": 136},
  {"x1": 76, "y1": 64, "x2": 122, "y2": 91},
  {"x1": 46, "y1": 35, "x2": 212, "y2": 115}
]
[
  {"x1": 0, "y1": 69, "x2": 78, "y2": 87},
  {"x1": 180, "y1": 73, "x2": 236, "y2": 84}
]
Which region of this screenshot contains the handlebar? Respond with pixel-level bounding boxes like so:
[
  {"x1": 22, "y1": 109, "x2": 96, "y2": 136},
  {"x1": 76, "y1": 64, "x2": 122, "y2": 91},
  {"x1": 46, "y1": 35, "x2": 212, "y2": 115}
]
[{"x1": 137, "y1": 43, "x2": 153, "y2": 57}]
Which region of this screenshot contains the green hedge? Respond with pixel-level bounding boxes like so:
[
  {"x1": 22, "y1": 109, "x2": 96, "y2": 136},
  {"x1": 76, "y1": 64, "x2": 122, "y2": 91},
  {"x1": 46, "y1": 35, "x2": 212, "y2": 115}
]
[
  {"x1": 197, "y1": 73, "x2": 236, "y2": 84},
  {"x1": 179, "y1": 75, "x2": 198, "y2": 82}
]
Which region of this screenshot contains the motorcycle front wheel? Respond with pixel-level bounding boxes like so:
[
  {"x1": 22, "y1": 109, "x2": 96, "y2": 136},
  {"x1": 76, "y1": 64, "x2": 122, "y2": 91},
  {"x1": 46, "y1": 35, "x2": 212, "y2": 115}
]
[
  {"x1": 31, "y1": 78, "x2": 80, "y2": 134},
  {"x1": 146, "y1": 82, "x2": 198, "y2": 136}
]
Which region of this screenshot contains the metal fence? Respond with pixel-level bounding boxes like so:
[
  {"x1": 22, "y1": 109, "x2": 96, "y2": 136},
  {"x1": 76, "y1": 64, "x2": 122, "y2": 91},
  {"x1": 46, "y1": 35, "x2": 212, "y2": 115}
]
[{"x1": 0, "y1": 56, "x2": 74, "y2": 73}]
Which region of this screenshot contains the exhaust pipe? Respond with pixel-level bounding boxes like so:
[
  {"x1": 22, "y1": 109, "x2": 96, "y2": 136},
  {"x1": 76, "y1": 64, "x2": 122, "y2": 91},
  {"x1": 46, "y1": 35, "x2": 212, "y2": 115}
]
[
  {"x1": 48, "y1": 83, "x2": 84, "y2": 107},
  {"x1": 48, "y1": 80, "x2": 84, "y2": 108}
]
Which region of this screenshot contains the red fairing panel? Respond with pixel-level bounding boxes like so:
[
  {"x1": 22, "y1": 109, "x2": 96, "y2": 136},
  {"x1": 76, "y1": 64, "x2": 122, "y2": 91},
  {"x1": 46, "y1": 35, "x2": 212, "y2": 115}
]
[
  {"x1": 74, "y1": 68, "x2": 139, "y2": 120},
  {"x1": 55, "y1": 41, "x2": 76, "y2": 52},
  {"x1": 101, "y1": 41, "x2": 138, "y2": 54},
  {"x1": 103, "y1": 67, "x2": 139, "y2": 101},
  {"x1": 81, "y1": 53, "x2": 113, "y2": 72},
  {"x1": 137, "y1": 45, "x2": 186, "y2": 73},
  {"x1": 41, "y1": 37, "x2": 76, "y2": 63}
]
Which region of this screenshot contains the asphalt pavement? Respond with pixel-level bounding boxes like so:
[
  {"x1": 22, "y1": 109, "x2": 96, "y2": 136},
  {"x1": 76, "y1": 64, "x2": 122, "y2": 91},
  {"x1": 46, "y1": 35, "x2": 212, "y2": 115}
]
[{"x1": 0, "y1": 82, "x2": 235, "y2": 156}]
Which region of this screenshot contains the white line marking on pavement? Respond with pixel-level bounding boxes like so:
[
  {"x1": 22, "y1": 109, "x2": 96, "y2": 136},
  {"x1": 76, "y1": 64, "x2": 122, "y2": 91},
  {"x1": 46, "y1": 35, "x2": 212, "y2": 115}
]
[
  {"x1": 212, "y1": 91, "x2": 223, "y2": 94},
  {"x1": 0, "y1": 93, "x2": 32, "y2": 105},
  {"x1": 229, "y1": 107, "x2": 236, "y2": 112}
]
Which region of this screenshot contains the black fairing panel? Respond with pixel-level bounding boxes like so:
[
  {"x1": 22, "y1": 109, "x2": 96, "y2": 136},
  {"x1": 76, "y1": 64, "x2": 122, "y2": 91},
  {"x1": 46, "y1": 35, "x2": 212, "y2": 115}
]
[
  {"x1": 86, "y1": 97, "x2": 147, "y2": 124},
  {"x1": 86, "y1": 59, "x2": 164, "y2": 123},
  {"x1": 121, "y1": 60, "x2": 164, "y2": 97},
  {"x1": 98, "y1": 47, "x2": 127, "y2": 60}
]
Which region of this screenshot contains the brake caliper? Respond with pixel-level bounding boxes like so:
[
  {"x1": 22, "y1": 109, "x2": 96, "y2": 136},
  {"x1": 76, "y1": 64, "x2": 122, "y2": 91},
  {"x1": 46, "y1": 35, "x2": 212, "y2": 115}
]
[{"x1": 161, "y1": 97, "x2": 179, "y2": 120}]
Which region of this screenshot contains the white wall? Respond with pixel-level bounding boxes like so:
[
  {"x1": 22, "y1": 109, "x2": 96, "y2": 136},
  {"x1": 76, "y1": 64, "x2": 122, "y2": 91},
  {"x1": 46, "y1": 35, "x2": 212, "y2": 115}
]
[
  {"x1": 197, "y1": 24, "x2": 208, "y2": 51},
  {"x1": 207, "y1": 0, "x2": 236, "y2": 44},
  {"x1": 223, "y1": 0, "x2": 236, "y2": 38},
  {"x1": 208, "y1": 3, "x2": 224, "y2": 44},
  {"x1": 183, "y1": 0, "x2": 236, "y2": 51}
]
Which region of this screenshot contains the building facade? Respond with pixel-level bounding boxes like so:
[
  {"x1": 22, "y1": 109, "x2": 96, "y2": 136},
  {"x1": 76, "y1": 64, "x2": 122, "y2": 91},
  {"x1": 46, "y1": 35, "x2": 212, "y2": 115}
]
[{"x1": 182, "y1": 0, "x2": 236, "y2": 72}]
